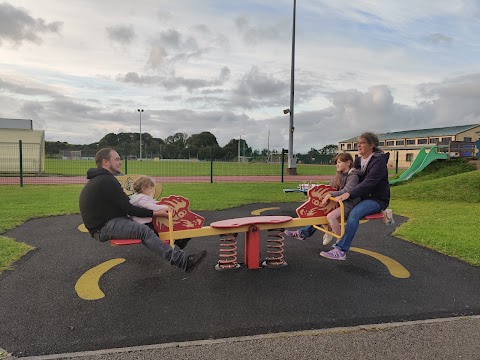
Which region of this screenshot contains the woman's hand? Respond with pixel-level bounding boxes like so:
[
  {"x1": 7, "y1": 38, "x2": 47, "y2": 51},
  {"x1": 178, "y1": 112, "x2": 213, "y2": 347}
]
[{"x1": 334, "y1": 192, "x2": 350, "y2": 202}]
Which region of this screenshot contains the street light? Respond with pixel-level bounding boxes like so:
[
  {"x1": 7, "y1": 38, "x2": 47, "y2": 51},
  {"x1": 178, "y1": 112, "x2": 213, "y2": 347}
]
[
  {"x1": 137, "y1": 109, "x2": 143, "y2": 160},
  {"x1": 287, "y1": 0, "x2": 297, "y2": 175}
]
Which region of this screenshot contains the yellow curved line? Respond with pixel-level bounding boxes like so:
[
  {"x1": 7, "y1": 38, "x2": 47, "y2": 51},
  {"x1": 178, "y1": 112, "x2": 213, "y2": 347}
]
[
  {"x1": 251, "y1": 207, "x2": 280, "y2": 215},
  {"x1": 350, "y1": 247, "x2": 411, "y2": 279},
  {"x1": 75, "y1": 258, "x2": 126, "y2": 300},
  {"x1": 78, "y1": 223, "x2": 88, "y2": 233}
]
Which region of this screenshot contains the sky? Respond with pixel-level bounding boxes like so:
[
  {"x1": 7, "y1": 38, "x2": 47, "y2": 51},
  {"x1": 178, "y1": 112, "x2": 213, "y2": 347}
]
[{"x1": 1, "y1": 0, "x2": 480, "y2": 153}]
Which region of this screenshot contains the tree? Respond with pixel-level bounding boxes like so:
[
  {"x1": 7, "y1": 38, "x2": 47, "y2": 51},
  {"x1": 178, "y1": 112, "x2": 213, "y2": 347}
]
[
  {"x1": 186, "y1": 132, "x2": 219, "y2": 148},
  {"x1": 165, "y1": 132, "x2": 189, "y2": 148},
  {"x1": 319, "y1": 144, "x2": 338, "y2": 155}
]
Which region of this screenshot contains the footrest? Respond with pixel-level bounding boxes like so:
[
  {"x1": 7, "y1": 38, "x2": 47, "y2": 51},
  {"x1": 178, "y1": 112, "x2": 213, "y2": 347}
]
[{"x1": 110, "y1": 239, "x2": 142, "y2": 246}]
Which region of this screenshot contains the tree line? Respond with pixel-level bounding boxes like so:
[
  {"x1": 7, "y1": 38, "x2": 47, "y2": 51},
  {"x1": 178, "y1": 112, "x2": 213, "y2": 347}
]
[{"x1": 46, "y1": 131, "x2": 338, "y2": 164}]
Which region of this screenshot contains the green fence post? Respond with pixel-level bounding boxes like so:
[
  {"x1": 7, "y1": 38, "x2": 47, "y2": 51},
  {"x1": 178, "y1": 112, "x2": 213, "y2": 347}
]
[
  {"x1": 396, "y1": 151, "x2": 399, "y2": 174},
  {"x1": 281, "y1": 148, "x2": 285, "y2": 183},
  {"x1": 210, "y1": 146, "x2": 213, "y2": 183},
  {"x1": 124, "y1": 145, "x2": 128, "y2": 174},
  {"x1": 19, "y1": 140, "x2": 23, "y2": 187}
]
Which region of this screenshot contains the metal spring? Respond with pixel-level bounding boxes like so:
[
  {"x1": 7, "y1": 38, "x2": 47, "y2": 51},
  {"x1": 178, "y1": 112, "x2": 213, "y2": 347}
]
[
  {"x1": 262, "y1": 229, "x2": 287, "y2": 268},
  {"x1": 215, "y1": 233, "x2": 241, "y2": 270}
]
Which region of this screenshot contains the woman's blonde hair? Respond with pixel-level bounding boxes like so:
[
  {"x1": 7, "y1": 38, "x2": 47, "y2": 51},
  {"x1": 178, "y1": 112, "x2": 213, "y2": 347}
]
[
  {"x1": 133, "y1": 176, "x2": 155, "y2": 194},
  {"x1": 332, "y1": 153, "x2": 354, "y2": 190}
]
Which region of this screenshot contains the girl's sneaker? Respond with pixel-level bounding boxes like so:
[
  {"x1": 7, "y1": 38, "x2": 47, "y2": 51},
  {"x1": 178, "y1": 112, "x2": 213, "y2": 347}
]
[
  {"x1": 322, "y1": 233, "x2": 334, "y2": 245},
  {"x1": 320, "y1": 248, "x2": 346, "y2": 260},
  {"x1": 284, "y1": 229, "x2": 305, "y2": 240}
]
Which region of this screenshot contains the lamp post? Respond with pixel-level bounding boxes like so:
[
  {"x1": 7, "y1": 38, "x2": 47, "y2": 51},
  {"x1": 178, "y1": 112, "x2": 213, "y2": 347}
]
[
  {"x1": 137, "y1": 109, "x2": 143, "y2": 160},
  {"x1": 287, "y1": 0, "x2": 297, "y2": 175}
]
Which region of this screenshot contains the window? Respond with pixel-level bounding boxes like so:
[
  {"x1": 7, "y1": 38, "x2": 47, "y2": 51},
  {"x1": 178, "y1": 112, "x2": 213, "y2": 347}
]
[
  {"x1": 429, "y1": 138, "x2": 439, "y2": 144},
  {"x1": 396, "y1": 140, "x2": 405, "y2": 146},
  {"x1": 406, "y1": 153, "x2": 413, "y2": 162},
  {"x1": 347, "y1": 144, "x2": 352, "y2": 150},
  {"x1": 379, "y1": 141, "x2": 385, "y2": 146},
  {"x1": 386, "y1": 141, "x2": 394, "y2": 146},
  {"x1": 340, "y1": 144, "x2": 345, "y2": 150},
  {"x1": 441, "y1": 137, "x2": 451, "y2": 143},
  {"x1": 464, "y1": 137, "x2": 472, "y2": 142},
  {"x1": 406, "y1": 139, "x2": 415, "y2": 145},
  {"x1": 418, "y1": 138, "x2": 427, "y2": 144}
]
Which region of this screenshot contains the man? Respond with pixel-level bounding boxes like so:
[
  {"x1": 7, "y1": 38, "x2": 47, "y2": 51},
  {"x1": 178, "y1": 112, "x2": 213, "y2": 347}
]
[{"x1": 79, "y1": 148, "x2": 207, "y2": 273}]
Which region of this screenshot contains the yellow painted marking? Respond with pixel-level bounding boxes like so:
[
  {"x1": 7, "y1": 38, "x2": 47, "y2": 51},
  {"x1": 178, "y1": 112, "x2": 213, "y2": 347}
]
[
  {"x1": 78, "y1": 223, "x2": 88, "y2": 233},
  {"x1": 351, "y1": 247, "x2": 410, "y2": 279},
  {"x1": 251, "y1": 207, "x2": 280, "y2": 215},
  {"x1": 75, "y1": 258, "x2": 125, "y2": 300}
]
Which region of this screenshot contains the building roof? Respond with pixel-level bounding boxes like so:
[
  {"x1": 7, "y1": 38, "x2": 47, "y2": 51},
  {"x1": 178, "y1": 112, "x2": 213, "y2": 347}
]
[{"x1": 339, "y1": 124, "x2": 480, "y2": 143}]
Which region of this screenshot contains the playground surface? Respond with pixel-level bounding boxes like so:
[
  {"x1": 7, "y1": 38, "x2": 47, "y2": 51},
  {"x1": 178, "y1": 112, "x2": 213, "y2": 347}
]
[{"x1": 1, "y1": 203, "x2": 480, "y2": 358}]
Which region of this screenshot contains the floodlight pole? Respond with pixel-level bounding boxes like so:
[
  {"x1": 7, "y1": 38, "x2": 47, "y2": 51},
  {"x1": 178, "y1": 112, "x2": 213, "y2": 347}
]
[
  {"x1": 137, "y1": 109, "x2": 144, "y2": 160},
  {"x1": 288, "y1": 0, "x2": 297, "y2": 175}
]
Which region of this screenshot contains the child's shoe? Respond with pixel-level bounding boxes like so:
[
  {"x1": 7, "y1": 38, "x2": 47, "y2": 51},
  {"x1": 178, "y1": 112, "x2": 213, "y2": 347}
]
[
  {"x1": 322, "y1": 233, "x2": 334, "y2": 245},
  {"x1": 320, "y1": 248, "x2": 346, "y2": 261},
  {"x1": 284, "y1": 229, "x2": 305, "y2": 240}
]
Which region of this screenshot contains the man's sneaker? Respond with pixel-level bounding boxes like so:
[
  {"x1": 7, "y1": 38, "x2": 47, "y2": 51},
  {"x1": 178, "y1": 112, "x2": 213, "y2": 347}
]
[
  {"x1": 185, "y1": 250, "x2": 207, "y2": 273},
  {"x1": 176, "y1": 238, "x2": 191, "y2": 249},
  {"x1": 322, "y1": 233, "x2": 334, "y2": 245},
  {"x1": 320, "y1": 248, "x2": 346, "y2": 261},
  {"x1": 284, "y1": 229, "x2": 305, "y2": 240}
]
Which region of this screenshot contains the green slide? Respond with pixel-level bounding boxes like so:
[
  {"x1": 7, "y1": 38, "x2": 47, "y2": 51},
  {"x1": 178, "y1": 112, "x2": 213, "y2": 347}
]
[{"x1": 389, "y1": 147, "x2": 448, "y2": 184}]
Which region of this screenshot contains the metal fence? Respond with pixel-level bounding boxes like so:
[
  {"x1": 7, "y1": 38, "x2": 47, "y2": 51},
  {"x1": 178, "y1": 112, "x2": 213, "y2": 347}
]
[{"x1": 1, "y1": 142, "x2": 333, "y2": 186}]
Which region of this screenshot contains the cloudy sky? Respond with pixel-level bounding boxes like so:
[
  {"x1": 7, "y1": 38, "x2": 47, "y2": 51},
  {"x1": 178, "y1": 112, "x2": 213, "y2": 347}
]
[{"x1": 1, "y1": 0, "x2": 480, "y2": 153}]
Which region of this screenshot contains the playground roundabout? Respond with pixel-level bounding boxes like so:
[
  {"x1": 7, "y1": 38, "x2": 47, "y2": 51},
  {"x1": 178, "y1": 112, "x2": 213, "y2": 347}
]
[{"x1": 1, "y1": 202, "x2": 480, "y2": 357}]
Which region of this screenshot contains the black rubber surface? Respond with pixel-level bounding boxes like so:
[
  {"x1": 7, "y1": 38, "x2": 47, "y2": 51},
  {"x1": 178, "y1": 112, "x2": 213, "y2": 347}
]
[{"x1": 1, "y1": 203, "x2": 479, "y2": 357}]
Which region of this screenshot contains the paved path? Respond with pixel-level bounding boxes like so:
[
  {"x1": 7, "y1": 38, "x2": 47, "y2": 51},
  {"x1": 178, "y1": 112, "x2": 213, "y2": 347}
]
[{"x1": 1, "y1": 203, "x2": 479, "y2": 358}]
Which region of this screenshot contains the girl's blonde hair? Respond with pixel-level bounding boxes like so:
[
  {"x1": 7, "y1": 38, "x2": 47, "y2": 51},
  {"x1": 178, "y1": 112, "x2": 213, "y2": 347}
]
[
  {"x1": 332, "y1": 153, "x2": 354, "y2": 190},
  {"x1": 133, "y1": 176, "x2": 155, "y2": 194}
]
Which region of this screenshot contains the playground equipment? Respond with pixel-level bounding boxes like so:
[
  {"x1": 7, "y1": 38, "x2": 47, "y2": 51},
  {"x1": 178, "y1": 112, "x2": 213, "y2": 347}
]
[
  {"x1": 389, "y1": 146, "x2": 448, "y2": 184},
  {"x1": 107, "y1": 178, "x2": 388, "y2": 270}
]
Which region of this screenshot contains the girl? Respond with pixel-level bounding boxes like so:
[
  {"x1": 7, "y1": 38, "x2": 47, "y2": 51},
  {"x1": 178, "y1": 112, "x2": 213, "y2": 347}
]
[
  {"x1": 129, "y1": 176, "x2": 168, "y2": 235},
  {"x1": 284, "y1": 153, "x2": 360, "y2": 245}
]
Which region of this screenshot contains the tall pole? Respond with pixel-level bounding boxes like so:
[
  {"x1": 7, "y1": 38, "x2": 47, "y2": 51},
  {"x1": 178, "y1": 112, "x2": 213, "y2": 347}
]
[
  {"x1": 238, "y1": 135, "x2": 241, "y2": 162},
  {"x1": 288, "y1": 0, "x2": 297, "y2": 175},
  {"x1": 137, "y1": 109, "x2": 143, "y2": 160}
]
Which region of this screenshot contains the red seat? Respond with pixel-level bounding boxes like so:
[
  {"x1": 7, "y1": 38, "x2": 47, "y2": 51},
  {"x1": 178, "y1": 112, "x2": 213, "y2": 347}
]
[
  {"x1": 363, "y1": 212, "x2": 383, "y2": 220},
  {"x1": 110, "y1": 239, "x2": 142, "y2": 246}
]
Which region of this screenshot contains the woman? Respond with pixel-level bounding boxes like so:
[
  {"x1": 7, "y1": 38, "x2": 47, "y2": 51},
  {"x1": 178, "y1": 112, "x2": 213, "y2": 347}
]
[{"x1": 320, "y1": 132, "x2": 390, "y2": 261}]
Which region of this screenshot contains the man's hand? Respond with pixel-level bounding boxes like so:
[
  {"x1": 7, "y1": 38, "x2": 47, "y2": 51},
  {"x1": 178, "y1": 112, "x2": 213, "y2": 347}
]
[{"x1": 153, "y1": 208, "x2": 170, "y2": 218}]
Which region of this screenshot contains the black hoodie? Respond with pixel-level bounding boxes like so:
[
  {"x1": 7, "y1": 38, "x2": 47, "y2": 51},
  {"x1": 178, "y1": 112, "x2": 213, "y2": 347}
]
[{"x1": 79, "y1": 168, "x2": 153, "y2": 236}]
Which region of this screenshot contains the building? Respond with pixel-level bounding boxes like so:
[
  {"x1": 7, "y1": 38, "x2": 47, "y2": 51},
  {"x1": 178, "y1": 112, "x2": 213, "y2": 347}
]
[
  {"x1": 338, "y1": 124, "x2": 480, "y2": 168},
  {"x1": 0, "y1": 118, "x2": 45, "y2": 174}
]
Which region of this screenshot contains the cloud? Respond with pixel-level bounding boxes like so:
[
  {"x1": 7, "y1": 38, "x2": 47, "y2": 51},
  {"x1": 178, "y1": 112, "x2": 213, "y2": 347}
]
[
  {"x1": 0, "y1": 77, "x2": 59, "y2": 97},
  {"x1": 231, "y1": 66, "x2": 288, "y2": 108},
  {"x1": 106, "y1": 24, "x2": 136, "y2": 45},
  {"x1": 234, "y1": 16, "x2": 285, "y2": 45},
  {"x1": 424, "y1": 33, "x2": 453, "y2": 45},
  {"x1": 118, "y1": 66, "x2": 231, "y2": 92},
  {"x1": 0, "y1": 2, "x2": 62, "y2": 46}
]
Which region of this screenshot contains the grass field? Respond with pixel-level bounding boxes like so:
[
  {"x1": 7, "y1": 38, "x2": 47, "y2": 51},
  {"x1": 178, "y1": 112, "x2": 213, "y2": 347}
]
[
  {"x1": 41, "y1": 158, "x2": 403, "y2": 177},
  {"x1": 1, "y1": 159, "x2": 478, "y2": 272}
]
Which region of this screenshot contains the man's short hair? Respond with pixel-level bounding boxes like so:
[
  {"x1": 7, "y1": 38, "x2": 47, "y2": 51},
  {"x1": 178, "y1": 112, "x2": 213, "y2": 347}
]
[{"x1": 95, "y1": 148, "x2": 114, "y2": 168}]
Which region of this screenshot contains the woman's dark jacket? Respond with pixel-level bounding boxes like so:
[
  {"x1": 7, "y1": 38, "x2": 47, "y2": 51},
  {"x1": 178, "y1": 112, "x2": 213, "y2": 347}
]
[{"x1": 348, "y1": 151, "x2": 390, "y2": 210}]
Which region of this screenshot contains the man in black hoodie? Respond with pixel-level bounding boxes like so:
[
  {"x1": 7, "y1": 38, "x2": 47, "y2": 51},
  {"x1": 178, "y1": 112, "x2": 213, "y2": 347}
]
[{"x1": 79, "y1": 148, "x2": 207, "y2": 273}]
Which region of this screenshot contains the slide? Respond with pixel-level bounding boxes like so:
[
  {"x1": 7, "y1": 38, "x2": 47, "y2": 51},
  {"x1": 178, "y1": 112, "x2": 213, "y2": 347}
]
[{"x1": 389, "y1": 146, "x2": 448, "y2": 184}]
